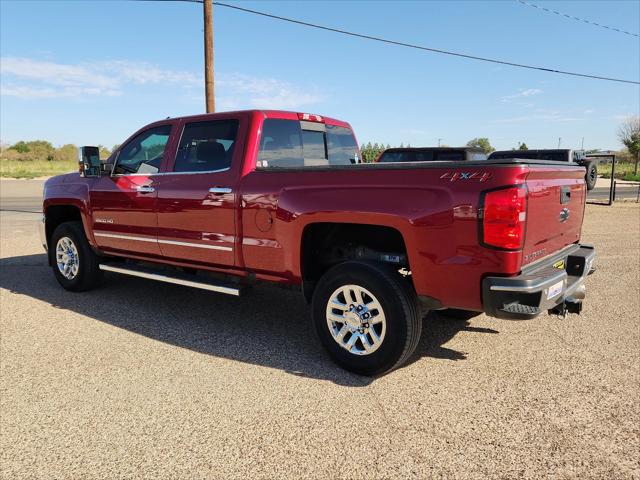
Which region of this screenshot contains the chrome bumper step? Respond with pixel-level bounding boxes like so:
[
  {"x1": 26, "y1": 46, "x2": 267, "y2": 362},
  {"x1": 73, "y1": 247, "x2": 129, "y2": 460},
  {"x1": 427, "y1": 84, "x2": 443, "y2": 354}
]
[{"x1": 99, "y1": 263, "x2": 241, "y2": 296}]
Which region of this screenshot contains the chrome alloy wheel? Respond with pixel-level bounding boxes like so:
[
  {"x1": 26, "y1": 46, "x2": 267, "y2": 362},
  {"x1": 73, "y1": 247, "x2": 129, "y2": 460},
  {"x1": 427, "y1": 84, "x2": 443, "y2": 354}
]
[
  {"x1": 326, "y1": 284, "x2": 386, "y2": 355},
  {"x1": 55, "y1": 236, "x2": 80, "y2": 280}
]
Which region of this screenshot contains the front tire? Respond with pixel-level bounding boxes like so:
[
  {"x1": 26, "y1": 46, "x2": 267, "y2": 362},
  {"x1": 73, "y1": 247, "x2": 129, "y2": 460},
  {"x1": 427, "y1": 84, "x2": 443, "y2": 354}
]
[
  {"x1": 312, "y1": 261, "x2": 421, "y2": 376},
  {"x1": 50, "y1": 221, "x2": 102, "y2": 292}
]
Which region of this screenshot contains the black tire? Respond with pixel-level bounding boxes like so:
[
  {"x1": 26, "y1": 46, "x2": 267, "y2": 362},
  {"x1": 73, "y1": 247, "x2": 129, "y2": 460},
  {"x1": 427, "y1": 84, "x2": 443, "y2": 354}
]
[
  {"x1": 439, "y1": 308, "x2": 481, "y2": 320},
  {"x1": 50, "y1": 221, "x2": 102, "y2": 292},
  {"x1": 585, "y1": 161, "x2": 597, "y2": 191},
  {"x1": 311, "y1": 261, "x2": 421, "y2": 376}
]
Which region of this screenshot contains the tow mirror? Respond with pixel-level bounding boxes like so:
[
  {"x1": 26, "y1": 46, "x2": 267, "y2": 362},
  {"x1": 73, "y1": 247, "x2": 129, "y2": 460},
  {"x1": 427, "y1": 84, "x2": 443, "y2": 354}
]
[{"x1": 78, "y1": 146, "x2": 101, "y2": 177}]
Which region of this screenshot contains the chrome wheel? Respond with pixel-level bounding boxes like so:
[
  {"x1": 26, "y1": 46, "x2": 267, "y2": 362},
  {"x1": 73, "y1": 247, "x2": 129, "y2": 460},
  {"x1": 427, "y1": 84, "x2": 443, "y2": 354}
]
[
  {"x1": 326, "y1": 284, "x2": 386, "y2": 355},
  {"x1": 55, "y1": 236, "x2": 80, "y2": 280}
]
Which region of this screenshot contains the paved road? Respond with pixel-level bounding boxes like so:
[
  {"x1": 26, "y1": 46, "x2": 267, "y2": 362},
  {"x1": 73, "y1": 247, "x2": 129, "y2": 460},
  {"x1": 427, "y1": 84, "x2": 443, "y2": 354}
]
[{"x1": 1, "y1": 179, "x2": 639, "y2": 478}]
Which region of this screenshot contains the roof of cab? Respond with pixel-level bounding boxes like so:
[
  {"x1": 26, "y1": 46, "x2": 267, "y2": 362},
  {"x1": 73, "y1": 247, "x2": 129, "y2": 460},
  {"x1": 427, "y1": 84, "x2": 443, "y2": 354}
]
[{"x1": 165, "y1": 109, "x2": 351, "y2": 128}]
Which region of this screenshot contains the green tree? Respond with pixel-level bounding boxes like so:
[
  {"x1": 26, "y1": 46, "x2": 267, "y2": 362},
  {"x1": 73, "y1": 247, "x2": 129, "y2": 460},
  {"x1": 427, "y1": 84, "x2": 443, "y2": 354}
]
[
  {"x1": 618, "y1": 116, "x2": 640, "y2": 174},
  {"x1": 466, "y1": 137, "x2": 495, "y2": 154},
  {"x1": 53, "y1": 144, "x2": 78, "y2": 162},
  {"x1": 518, "y1": 142, "x2": 529, "y2": 151},
  {"x1": 26, "y1": 140, "x2": 55, "y2": 161},
  {"x1": 9, "y1": 141, "x2": 30, "y2": 153},
  {"x1": 97, "y1": 145, "x2": 111, "y2": 159}
]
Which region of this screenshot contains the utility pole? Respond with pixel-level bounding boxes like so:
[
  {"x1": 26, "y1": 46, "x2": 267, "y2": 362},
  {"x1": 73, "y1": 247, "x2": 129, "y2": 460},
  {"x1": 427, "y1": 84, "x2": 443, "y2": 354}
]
[
  {"x1": 203, "y1": 0, "x2": 215, "y2": 113},
  {"x1": 437, "y1": 138, "x2": 442, "y2": 147},
  {"x1": 557, "y1": 137, "x2": 562, "y2": 148}
]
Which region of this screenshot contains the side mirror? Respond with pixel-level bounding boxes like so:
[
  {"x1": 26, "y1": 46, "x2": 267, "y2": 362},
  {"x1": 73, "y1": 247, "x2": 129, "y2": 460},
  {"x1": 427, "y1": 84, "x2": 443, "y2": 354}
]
[{"x1": 78, "y1": 146, "x2": 101, "y2": 177}]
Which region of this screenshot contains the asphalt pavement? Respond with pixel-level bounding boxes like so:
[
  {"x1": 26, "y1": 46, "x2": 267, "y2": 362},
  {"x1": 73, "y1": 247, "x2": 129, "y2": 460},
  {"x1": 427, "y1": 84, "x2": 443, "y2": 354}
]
[{"x1": 1, "y1": 178, "x2": 639, "y2": 479}]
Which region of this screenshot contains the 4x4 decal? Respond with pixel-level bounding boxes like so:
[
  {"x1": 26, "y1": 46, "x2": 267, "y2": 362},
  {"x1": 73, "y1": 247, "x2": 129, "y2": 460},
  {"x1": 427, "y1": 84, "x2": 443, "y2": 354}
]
[{"x1": 440, "y1": 171, "x2": 493, "y2": 182}]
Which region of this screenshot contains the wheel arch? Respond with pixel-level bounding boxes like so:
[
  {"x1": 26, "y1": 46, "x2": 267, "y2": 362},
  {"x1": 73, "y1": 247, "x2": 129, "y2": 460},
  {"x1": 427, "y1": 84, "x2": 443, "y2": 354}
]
[{"x1": 299, "y1": 221, "x2": 410, "y2": 302}]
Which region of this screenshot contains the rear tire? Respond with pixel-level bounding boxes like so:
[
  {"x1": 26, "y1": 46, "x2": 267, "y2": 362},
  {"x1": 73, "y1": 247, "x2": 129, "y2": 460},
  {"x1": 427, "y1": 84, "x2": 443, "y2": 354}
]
[
  {"x1": 585, "y1": 161, "x2": 597, "y2": 191},
  {"x1": 50, "y1": 221, "x2": 102, "y2": 292},
  {"x1": 311, "y1": 261, "x2": 421, "y2": 376}
]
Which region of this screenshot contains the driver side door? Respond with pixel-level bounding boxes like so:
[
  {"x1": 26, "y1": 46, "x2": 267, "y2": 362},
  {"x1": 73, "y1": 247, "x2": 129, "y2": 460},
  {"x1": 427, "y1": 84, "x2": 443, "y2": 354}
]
[{"x1": 90, "y1": 123, "x2": 176, "y2": 258}]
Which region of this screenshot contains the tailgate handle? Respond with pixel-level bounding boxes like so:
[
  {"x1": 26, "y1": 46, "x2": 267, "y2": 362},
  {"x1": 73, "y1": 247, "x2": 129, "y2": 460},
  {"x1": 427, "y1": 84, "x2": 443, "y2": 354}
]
[{"x1": 560, "y1": 186, "x2": 571, "y2": 204}]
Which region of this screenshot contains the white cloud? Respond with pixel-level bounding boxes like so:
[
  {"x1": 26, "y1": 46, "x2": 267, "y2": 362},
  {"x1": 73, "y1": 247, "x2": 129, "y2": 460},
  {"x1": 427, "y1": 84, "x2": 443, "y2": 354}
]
[
  {"x1": 0, "y1": 57, "x2": 324, "y2": 109},
  {"x1": 493, "y1": 111, "x2": 584, "y2": 124},
  {"x1": 1, "y1": 56, "x2": 201, "y2": 98},
  {"x1": 215, "y1": 74, "x2": 324, "y2": 110},
  {"x1": 501, "y1": 88, "x2": 542, "y2": 103}
]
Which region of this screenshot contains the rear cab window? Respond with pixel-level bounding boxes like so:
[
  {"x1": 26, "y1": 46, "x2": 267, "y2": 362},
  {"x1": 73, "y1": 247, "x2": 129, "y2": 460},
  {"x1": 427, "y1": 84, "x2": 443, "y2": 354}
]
[{"x1": 257, "y1": 118, "x2": 359, "y2": 168}]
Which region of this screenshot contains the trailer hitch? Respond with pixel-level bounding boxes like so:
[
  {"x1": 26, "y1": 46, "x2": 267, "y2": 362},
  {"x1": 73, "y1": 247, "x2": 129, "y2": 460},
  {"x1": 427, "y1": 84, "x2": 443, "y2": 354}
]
[{"x1": 548, "y1": 284, "x2": 586, "y2": 319}]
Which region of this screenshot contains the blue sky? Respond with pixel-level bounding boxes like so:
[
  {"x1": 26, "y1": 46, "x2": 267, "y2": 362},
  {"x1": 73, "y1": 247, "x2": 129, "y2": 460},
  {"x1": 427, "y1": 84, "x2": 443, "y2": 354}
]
[{"x1": 1, "y1": 0, "x2": 639, "y2": 151}]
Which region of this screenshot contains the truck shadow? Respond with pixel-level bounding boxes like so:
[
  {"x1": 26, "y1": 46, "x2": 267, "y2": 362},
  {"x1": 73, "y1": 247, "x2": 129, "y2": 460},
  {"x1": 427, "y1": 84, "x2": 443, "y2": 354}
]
[{"x1": 0, "y1": 254, "x2": 498, "y2": 386}]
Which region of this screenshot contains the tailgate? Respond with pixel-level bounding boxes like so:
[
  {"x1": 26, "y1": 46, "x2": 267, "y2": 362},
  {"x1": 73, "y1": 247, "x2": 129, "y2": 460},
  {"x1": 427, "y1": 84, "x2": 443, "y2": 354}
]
[{"x1": 522, "y1": 166, "x2": 586, "y2": 266}]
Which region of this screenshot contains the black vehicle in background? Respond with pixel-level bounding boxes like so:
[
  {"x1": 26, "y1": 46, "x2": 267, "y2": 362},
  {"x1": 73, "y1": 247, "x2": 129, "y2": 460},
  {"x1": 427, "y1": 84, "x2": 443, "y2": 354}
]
[
  {"x1": 488, "y1": 149, "x2": 598, "y2": 190},
  {"x1": 375, "y1": 147, "x2": 487, "y2": 163}
]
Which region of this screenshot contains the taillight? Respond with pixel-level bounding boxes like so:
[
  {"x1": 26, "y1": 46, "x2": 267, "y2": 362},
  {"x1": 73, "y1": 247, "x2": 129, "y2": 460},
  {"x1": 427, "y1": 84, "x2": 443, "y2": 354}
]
[{"x1": 480, "y1": 186, "x2": 527, "y2": 250}]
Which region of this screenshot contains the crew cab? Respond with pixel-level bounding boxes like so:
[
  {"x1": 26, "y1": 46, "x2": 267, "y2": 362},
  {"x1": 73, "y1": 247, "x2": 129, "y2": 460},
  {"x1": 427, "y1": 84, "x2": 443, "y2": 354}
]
[
  {"x1": 40, "y1": 110, "x2": 595, "y2": 375},
  {"x1": 376, "y1": 147, "x2": 487, "y2": 163},
  {"x1": 488, "y1": 149, "x2": 598, "y2": 190}
]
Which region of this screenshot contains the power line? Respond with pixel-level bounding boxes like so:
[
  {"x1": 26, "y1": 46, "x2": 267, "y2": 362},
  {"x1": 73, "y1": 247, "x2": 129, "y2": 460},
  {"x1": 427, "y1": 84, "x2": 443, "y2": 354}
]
[
  {"x1": 517, "y1": 0, "x2": 639, "y2": 38},
  {"x1": 131, "y1": 0, "x2": 640, "y2": 85}
]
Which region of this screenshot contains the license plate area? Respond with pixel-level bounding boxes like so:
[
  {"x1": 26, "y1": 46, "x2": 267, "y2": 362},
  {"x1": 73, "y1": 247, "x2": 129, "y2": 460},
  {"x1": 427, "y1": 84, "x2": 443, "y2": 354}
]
[{"x1": 546, "y1": 280, "x2": 564, "y2": 300}]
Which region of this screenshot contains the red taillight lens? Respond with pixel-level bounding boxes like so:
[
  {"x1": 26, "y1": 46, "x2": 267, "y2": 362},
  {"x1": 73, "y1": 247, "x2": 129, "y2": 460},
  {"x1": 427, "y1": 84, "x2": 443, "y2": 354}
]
[{"x1": 481, "y1": 186, "x2": 527, "y2": 250}]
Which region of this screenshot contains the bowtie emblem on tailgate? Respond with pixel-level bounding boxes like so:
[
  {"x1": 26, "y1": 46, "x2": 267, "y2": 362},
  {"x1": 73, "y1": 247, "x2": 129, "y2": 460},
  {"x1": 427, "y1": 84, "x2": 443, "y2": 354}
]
[{"x1": 559, "y1": 208, "x2": 570, "y2": 223}]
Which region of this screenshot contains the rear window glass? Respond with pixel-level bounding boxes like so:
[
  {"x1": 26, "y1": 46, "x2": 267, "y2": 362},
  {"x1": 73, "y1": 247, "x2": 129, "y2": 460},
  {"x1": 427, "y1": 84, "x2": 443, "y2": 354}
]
[
  {"x1": 433, "y1": 151, "x2": 465, "y2": 161},
  {"x1": 257, "y1": 119, "x2": 359, "y2": 168},
  {"x1": 174, "y1": 120, "x2": 238, "y2": 172},
  {"x1": 378, "y1": 151, "x2": 415, "y2": 163}
]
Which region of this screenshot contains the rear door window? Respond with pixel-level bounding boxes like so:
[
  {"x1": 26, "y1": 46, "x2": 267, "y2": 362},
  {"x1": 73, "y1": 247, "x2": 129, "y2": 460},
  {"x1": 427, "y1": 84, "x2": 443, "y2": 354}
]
[
  {"x1": 257, "y1": 119, "x2": 359, "y2": 168},
  {"x1": 173, "y1": 120, "x2": 239, "y2": 172}
]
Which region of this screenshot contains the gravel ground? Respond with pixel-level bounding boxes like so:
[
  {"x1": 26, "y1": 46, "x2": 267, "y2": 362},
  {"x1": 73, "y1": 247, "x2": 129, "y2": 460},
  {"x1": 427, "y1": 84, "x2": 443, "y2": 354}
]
[{"x1": 1, "y1": 202, "x2": 639, "y2": 479}]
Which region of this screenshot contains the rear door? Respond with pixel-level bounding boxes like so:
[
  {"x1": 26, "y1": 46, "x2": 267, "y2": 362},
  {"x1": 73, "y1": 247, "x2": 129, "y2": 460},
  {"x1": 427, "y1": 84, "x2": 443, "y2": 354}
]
[
  {"x1": 522, "y1": 165, "x2": 586, "y2": 266},
  {"x1": 154, "y1": 115, "x2": 245, "y2": 267}
]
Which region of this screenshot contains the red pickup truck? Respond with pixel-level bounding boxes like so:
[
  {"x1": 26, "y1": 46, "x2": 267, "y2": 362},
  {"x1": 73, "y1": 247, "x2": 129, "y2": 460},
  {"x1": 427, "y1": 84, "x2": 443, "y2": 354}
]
[{"x1": 40, "y1": 110, "x2": 595, "y2": 375}]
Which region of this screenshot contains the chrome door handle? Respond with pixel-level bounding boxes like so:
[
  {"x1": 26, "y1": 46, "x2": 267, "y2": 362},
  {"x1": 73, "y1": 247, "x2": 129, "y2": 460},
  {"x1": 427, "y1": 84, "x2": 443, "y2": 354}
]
[
  {"x1": 136, "y1": 185, "x2": 155, "y2": 194},
  {"x1": 209, "y1": 187, "x2": 232, "y2": 195}
]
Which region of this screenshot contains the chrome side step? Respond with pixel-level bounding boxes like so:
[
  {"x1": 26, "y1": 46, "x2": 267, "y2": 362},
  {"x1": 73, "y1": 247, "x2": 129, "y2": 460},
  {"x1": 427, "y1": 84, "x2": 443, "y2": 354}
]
[{"x1": 99, "y1": 263, "x2": 241, "y2": 296}]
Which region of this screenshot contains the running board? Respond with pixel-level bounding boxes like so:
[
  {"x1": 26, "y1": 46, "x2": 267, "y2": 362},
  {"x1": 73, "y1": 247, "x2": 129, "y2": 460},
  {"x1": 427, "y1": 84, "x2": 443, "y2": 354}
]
[{"x1": 99, "y1": 263, "x2": 241, "y2": 296}]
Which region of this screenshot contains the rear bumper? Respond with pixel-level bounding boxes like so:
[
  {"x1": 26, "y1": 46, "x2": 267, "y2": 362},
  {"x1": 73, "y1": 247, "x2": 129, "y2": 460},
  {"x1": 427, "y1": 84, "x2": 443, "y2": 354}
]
[{"x1": 482, "y1": 244, "x2": 595, "y2": 320}]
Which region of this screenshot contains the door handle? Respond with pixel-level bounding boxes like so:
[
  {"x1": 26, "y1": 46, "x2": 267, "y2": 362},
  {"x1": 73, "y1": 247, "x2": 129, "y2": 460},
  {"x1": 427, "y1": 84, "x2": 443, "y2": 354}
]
[
  {"x1": 136, "y1": 185, "x2": 155, "y2": 194},
  {"x1": 209, "y1": 187, "x2": 232, "y2": 195}
]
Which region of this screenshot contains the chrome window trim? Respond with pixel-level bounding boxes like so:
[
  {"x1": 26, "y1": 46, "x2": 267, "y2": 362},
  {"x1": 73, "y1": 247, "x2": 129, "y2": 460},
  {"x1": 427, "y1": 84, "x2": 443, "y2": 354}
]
[
  {"x1": 94, "y1": 231, "x2": 233, "y2": 251},
  {"x1": 110, "y1": 167, "x2": 231, "y2": 177}
]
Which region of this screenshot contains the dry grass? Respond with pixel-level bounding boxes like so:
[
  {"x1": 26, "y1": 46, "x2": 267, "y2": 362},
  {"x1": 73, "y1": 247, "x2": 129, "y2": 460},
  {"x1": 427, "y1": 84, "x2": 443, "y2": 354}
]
[{"x1": 0, "y1": 159, "x2": 77, "y2": 179}]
